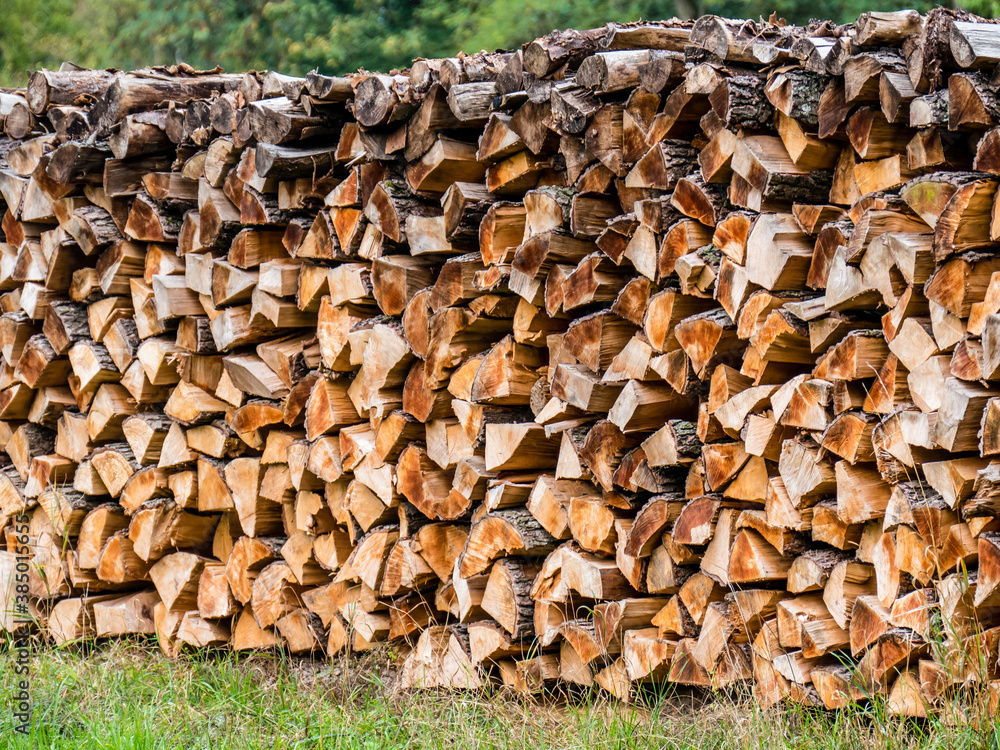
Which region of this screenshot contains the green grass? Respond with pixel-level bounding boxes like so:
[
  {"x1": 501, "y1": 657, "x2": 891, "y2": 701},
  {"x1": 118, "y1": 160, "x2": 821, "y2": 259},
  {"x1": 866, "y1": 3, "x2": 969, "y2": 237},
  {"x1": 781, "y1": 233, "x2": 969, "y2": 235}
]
[{"x1": 0, "y1": 639, "x2": 996, "y2": 749}]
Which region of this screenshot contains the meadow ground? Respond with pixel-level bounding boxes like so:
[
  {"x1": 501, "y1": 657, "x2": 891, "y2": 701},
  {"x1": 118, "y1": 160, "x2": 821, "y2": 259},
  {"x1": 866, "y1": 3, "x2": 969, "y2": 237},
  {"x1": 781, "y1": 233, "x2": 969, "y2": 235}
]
[{"x1": 0, "y1": 638, "x2": 994, "y2": 749}]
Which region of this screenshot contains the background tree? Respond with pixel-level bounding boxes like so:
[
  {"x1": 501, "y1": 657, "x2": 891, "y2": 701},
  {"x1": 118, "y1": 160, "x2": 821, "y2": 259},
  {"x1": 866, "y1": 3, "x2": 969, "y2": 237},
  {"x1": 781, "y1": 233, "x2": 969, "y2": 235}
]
[{"x1": 0, "y1": 0, "x2": 986, "y2": 86}]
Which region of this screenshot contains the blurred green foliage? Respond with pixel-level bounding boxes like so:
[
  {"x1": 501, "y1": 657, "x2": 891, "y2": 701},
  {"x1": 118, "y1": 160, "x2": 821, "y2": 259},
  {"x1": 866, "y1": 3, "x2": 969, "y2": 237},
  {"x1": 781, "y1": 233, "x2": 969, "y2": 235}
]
[{"x1": 0, "y1": 0, "x2": 991, "y2": 86}]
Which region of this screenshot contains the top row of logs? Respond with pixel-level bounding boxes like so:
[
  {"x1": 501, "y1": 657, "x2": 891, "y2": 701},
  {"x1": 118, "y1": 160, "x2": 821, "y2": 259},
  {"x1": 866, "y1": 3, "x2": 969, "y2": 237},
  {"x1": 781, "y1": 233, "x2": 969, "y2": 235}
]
[{"x1": 2, "y1": 10, "x2": 998, "y2": 138}]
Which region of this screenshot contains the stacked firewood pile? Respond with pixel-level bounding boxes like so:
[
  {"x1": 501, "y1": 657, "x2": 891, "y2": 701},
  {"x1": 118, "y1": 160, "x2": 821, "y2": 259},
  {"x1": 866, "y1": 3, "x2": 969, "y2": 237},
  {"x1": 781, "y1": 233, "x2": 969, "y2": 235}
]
[{"x1": 7, "y1": 6, "x2": 1000, "y2": 713}]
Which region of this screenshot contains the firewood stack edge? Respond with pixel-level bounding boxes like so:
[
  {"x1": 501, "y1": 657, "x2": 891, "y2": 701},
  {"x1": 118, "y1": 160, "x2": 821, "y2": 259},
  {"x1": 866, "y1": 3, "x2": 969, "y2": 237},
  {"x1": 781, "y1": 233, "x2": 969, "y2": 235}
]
[{"x1": 8, "y1": 7, "x2": 1000, "y2": 714}]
